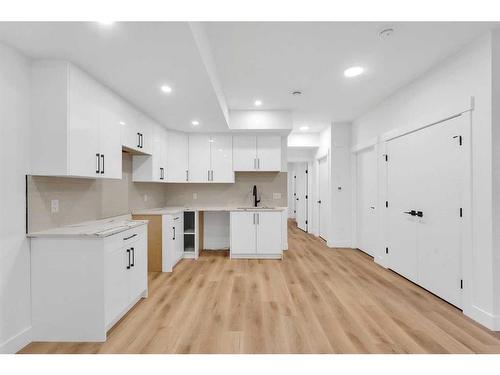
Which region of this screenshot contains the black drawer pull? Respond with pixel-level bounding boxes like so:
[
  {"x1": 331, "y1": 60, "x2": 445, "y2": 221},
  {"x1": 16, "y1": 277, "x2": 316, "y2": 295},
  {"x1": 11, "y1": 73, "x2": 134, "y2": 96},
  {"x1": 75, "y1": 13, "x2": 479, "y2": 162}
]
[
  {"x1": 123, "y1": 233, "x2": 137, "y2": 241},
  {"x1": 130, "y1": 247, "x2": 135, "y2": 267},
  {"x1": 126, "y1": 248, "x2": 131, "y2": 269}
]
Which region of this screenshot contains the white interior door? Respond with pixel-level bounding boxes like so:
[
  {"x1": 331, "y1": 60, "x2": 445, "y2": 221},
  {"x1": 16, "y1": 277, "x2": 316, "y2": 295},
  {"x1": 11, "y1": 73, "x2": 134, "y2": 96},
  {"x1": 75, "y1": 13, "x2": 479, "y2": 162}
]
[
  {"x1": 387, "y1": 114, "x2": 466, "y2": 308},
  {"x1": 318, "y1": 157, "x2": 329, "y2": 241},
  {"x1": 413, "y1": 116, "x2": 465, "y2": 308},
  {"x1": 356, "y1": 146, "x2": 378, "y2": 256},
  {"x1": 295, "y1": 162, "x2": 308, "y2": 232}
]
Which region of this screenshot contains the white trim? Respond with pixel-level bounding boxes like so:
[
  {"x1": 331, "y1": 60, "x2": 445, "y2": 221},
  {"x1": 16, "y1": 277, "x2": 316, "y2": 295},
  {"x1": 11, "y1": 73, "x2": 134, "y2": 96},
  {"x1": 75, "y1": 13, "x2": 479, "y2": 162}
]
[
  {"x1": 0, "y1": 326, "x2": 32, "y2": 354},
  {"x1": 351, "y1": 136, "x2": 378, "y2": 153},
  {"x1": 465, "y1": 305, "x2": 500, "y2": 331},
  {"x1": 380, "y1": 109, "x2": 472, "y2": 143}
]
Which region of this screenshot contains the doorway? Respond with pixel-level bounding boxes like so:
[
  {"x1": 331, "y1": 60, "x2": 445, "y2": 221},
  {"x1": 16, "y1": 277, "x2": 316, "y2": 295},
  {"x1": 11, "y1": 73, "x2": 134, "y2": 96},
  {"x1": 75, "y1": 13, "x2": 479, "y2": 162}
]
[
  {"x1": 295, "y1": 162, "x2": 308, "y2": 232},
  {"x1": 356, "y1": 145, "x2": 377, "y2": 257},
  {"x1": 318, "y1": 156, "x2": 328, "y2": 241}
]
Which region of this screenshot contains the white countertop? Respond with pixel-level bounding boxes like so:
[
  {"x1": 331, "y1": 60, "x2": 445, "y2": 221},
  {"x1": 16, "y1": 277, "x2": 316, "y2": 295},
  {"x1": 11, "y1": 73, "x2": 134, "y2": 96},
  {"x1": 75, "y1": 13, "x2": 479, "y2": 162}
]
[
  {"x1": 132, "y1": 205, "x2": 287, "y2": 215},
  {"x1": 28, "y1": 214, "x2": 148, "y2": 238}
]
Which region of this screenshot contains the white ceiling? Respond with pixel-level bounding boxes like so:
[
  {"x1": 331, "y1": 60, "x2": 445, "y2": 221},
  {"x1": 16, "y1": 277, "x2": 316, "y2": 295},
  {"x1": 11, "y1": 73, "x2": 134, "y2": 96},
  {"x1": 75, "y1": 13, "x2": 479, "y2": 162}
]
[
  {"x1": 0, "y1": 22, "x2": 229, "y2": 132},
  {"x1": 204, "y1": 22, "x2": 499, "y2": 133},
  {"x1": 0, "y1": 22, "x2": 498, "y2": 134}
]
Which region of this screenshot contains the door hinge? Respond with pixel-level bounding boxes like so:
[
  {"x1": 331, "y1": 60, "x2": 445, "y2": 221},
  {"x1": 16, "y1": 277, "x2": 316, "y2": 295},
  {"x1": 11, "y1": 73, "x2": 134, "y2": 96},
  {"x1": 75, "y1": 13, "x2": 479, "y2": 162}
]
[
  {"x1": 385, "y1": 247, "x2": 389, "y2": 254},
  {"x1": 305, "y1": 220, "x2": 308, "y2": 225},
  {"x1": 306, "y1": 170, "x2": 308, "y2": 174},
  {"x1": 294, "y1": 175, "x2": 296, "y2": 179},
  {"x1": 294, "y1": 210, "x2": 296, "y2": 213},
  {"x1": 305, "y1": 195, "x2": 308, "y2": 199},
  {"x1": 384, "y1": 154, "x2": 388, "y2": 162},
  {"x1": 385, "y1": 201, "x2": 388, "y2": 208},
  {"x1": 460, "y1": 207, "x2": 463, "y2": 218},
  {"x1": 460, "y1": 279, "x2": 463, "y2": 289}
]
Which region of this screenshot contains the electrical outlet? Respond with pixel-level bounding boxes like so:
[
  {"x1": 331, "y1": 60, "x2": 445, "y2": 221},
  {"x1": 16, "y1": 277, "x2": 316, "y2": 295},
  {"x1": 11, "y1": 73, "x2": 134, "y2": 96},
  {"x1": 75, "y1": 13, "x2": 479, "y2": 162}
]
[
  {"x1": 193, "y1": 193, "x2": 198, "y2": 200},
  {"x1": 51, "y1": 199, "x2": 59, "y2": 214},
  {"x1": 143, "y1": 194, "x2": 148, "y2": 202},
  {"x1": 273, "y1": 193, "x2": 281, "y2": 200}
]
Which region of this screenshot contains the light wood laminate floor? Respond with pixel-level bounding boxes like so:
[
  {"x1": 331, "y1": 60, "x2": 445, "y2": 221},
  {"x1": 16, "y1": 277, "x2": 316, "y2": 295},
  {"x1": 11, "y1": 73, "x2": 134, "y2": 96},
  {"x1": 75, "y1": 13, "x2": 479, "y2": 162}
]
[{"x1": 20, "y1": 220, "x2": 500, "y2": 353}]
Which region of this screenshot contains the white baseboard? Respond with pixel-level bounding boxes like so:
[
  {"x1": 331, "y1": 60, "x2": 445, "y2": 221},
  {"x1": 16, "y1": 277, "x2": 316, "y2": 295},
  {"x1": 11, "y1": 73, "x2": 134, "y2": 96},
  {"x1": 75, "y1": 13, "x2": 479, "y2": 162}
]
[
  {"x1": 0, "y1": 326, "x2": 32, "y2": 354},
  {"x1": 465, "y1": 305, "x2": 500, "y2": 331},
  {"x1": 327, "y1": 240, "x2": 352, "y2": 248}
]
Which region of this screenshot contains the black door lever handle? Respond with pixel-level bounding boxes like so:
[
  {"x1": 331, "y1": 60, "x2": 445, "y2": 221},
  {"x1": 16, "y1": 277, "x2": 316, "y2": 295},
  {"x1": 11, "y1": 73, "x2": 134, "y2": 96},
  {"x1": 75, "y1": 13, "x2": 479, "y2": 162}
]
[
  {"x1": 404, "y1": 210, "x2": 417, "y2": 216},
  {"x1": 416, "y1": 211, "x2": 423, "y2": 217}
]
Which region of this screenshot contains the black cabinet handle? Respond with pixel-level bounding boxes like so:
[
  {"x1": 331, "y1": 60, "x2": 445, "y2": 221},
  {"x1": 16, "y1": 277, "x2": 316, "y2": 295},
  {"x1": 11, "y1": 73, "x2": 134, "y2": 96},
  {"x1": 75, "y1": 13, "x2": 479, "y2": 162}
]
[
  {"x1": 101, "y1": 154, "x2": 104, "y2": 174},
  {"x1": 139, "y1": 133, "x2": 143, "y2": 148},
  {"x1": 96, "y1": 153, "x2": 100, "y2": 174},
  {"x1": 137, "y1": 132, "x2": 141, "y2": 148},
  {"x1": 123, "y1": 233, "x2": 137, "y2": 241},
  {"x1": 126, "y1": 248, "x2": 131, "y2": 269},
  {"x1": 404, "y1": 210, "x2": 417, "y2": 216},
  {"x1": 173, "y1": 226, "x2": 176, "y2": 240},
  {"x1": 131, "y1": 247, "x2": 135, "y2": 267}
]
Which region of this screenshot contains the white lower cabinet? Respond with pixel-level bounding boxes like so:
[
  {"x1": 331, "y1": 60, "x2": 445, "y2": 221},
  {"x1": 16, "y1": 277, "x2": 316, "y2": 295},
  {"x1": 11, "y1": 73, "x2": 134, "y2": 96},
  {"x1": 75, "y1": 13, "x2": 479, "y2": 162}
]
[
  {"x1": 162, "y1": 213, "x2": 184, "y2": 272},
  {"x1": 230, "y1": 211, "x2": 282, "y2": 259},
  {"x1": 30, "y1": 225, "x2": 148, "y2": 342}
]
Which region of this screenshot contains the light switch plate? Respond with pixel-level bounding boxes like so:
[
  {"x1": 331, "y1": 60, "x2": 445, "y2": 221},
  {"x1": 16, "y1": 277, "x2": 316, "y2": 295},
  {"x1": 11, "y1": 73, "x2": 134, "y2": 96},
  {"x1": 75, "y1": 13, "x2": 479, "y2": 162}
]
[
  {"x1": 273, "y1": 193, "x2": 281, "y2": 200},
  {"x1": 51, "y1": 199, "x2": 59, "y2": 214},
  {"x1": 193, "y1": 193, "x2": 198, "y2": 200},
  {"x1": 143, "y1": 194, "x2": 148, "y2": 202}
]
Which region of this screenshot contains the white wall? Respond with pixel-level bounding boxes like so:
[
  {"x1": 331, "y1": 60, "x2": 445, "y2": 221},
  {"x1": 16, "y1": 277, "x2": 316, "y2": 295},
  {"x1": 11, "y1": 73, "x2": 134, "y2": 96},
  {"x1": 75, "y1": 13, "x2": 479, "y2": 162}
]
[
  {"x1": 287, "y1": 133, "x2": 320, "y2": 148},
  {"x1": 330, "y1": 122, "x2": 352, "y2": 248},
  {"x1": 352, "y1": 33, "x2": 497, "y2": 329},
  {"x1": 0, "y1": 43, "x2": 32, "y2": 353},
  {"x1": 229, "y1": 110, "x2": 293, "y2": 131}
]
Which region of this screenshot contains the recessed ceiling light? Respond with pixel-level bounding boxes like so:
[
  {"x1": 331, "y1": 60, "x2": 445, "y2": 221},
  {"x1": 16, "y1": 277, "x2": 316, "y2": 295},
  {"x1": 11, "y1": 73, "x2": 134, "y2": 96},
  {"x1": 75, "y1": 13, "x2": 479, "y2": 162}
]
[
  {"x1": 97, "y1": 21, "x2": 115, "y2": 26},
  {"x1": 344, "y1": 66, "x2": 364, "y2": 78},
  {"x1": 119, "y1": 121, "x2": 126, "y2": 126},
  {"x1": 299, "y1": 126, "x2": 309, "y2": 131},
  {"x1": 191, "y1": 120, "x2": 200, "y2": 126},
  {"x1": 254, "y1": 100, "x2": 262, "y2": 107},
  {"x1": 160, "y1": 85, "x2": 172, "y2": 94}
]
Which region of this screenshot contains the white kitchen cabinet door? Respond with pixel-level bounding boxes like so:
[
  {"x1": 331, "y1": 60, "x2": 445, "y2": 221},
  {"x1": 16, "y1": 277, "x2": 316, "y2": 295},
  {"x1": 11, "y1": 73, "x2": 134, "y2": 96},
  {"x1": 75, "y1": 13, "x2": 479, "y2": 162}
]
[
  {"x1": 174, "y1": 216, "x2": 184, "y2": 263},
  {"x1": 99, "y1": 90, "x2": 123, "y2": 179},
  {"x1": 68, "y1": 66, "x2": 101, "y2": 177},
  {"x1": 233, "y1": 135, "x2": 257, "y2": 171},
  {"x1": 166, "y1": 130, "x2": 189, "y2": 182},
  {"x1": 230, "y1": 212, "x2": 257, "y2": 254},
  {"x1": 256, "y1": 212, "x2": 282, "y2": 254},
  {"x1": 128, "y1": 236, "x2": 148, "y2": 302},
  {"x1": 210, "y1": 134, "x2": 234, "y2": 183},
  {"x1": 257, "y1": 135, "x2": 281, "y2": 171},
  {"x1": 188, "y1": 134, "x2": 211, "y2": 183},
  {"x1": 137, "y1": 114, "x2": 153, "y2": 155},
  {"x1": 105, "y1": 246, "x2": 129, "y2": 326},
  {"x1": 121, "y1": 104, "x2": 141, "y2": 151}
]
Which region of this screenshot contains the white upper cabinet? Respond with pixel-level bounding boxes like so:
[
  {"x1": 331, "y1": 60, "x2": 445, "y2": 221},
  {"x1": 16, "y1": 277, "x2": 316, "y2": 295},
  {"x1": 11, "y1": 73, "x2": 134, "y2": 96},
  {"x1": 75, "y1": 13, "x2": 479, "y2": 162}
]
[
  {"x1": 121, "y1": 108, "x2": 152, "y2": 155},
  {"x1": 210, "y1": 134, "x2": 234, "y2": 183},
  {"x1": 256, "y1": 135, "x2": 282, "y2": 171},
  {"x1": 233, "y1": 135, "x2": 281, "y2": 172},
  {"x1": 31, "y1": 61, "x2": 122, "y2": 179},
  {"x1": 188, "y1": 134, "x2": 234, "y2": 183},
  {"x1": 188, "y1": 134, "x2": 212, "y2": 183},
  {"x1": 132, "y1": 122, "x2": 167, "y2": 182},
  {"x1": 166, "y1": 130, "x2": 189, "y2": 182},
  {"x1": 233, "y1": 136, "x2": 256, "y2": 171}
]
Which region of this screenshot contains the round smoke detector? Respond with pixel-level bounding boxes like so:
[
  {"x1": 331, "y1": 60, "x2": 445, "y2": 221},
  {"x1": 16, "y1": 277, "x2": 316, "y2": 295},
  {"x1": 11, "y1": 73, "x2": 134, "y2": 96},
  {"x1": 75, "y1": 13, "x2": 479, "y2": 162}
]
[{"x1": 379, "y1": 27, "x2": 395, "y2": 39}]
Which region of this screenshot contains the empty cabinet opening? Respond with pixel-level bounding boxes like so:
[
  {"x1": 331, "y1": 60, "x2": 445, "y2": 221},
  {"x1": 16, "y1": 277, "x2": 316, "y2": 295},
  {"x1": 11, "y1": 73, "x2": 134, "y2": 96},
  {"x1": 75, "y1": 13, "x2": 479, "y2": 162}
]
[
  {"x1": 184, "y1": 233, "x2": 195, "y2": 253},
  {"x1": 184, "y1": 211, "x2": 195, "y2": 233}
]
